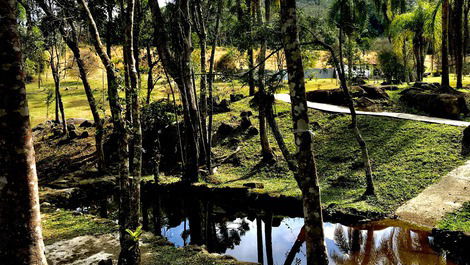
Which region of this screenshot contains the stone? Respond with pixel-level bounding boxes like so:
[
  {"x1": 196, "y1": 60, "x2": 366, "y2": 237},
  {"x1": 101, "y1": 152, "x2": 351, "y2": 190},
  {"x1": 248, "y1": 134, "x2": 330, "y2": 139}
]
[
  {"x1": 69, "y1": 130, "x2": 79, "y2": 139},
  {"x1": 306, "y1": 87, "x2": 366, "y2": 105},
  {"x1": 33, "y1": 123, "x2": 46, "y2": 132},
  {"x1": 359, "y1": 85, "x2": 389, "y2": 99},
  {"x1": 380, "y1": 85, "x2": 399, "y2": 91},
  {"x1": 79, "y1": 120, "x2": 94, "y2": 128},
  {"x1": 462, "y1": 126, "x2": 470, "y2": 155},
  {"x1": 240, "y1": 112, "x2": 252, "y2": 130},
  {"x1": 216, "y1": 123, "x2": 236, "y2": 137},
  {"x1": 98, "y1": 259, "x2": 113, "y2": 265},
  {"x1": 243, "y1": 182, "x2": 264, "y2": 189},
  {"x1": 79, "y1": 131, "x2": 89, "y2": 139},
  {"x1": 67, "y1": 123, "x2": 76, "y2": 131},
  {"x1": 400, "y1": 88, "x2": 468, "y2": 118},
  {"x1": 247, "y1": 127, "x2": 259, "y2": 136},
  {"x1": 230, "y1": 93, "x2": 245, "y2": 102}
]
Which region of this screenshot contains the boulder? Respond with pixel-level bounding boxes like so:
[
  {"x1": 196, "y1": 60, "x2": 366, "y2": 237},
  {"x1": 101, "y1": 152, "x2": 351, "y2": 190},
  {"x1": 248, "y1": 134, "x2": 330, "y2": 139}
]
[
  {"x1": 247, "y1": 127, "x2": 259, "y2": 136},
  {"x1": 354, "y1": 97, "x2": 381, "y2": 111},
  {"x1": 212, "y1": 123, "x2": 237, "y2": 145},
  {"x1": 79, "y1": 120, "x2": 94, "y2": 128},
  {"x1": 67, "y1": 123, "x2": 76, "y2": 131},
  {"x1": 79, "y1": 131, "x2": 89, "y2": 139},
  {"x1": 306, "y1": 89, "x2": 348, "y2": 105},
  {"x1": 230, "y1": 93, "x2": 245, "y2": 102},
  {"x1": 68, "y1": 130, "x2": 79, "y2": 139},
  {"x1": 462, "y1": 126, "x2": 470, "y2": 155},
  {"x1": 400, "y1": 88, "x2": 468, "y2": 118},
  {"x1": 359, "y1": 85, "x2": 389, "y2": 100},
  {"x1": 243, "y1": 182, "x2": 264, "y2": 189},
  {"x1": 240, "y1": 111, "x2": 252, "y2": 130},
  {"x1": 380, "y1": 85, "x2": 399, "y2": 91},
  {"x1": 211, "y1": 98, "x2": 231, "y2": 113}
]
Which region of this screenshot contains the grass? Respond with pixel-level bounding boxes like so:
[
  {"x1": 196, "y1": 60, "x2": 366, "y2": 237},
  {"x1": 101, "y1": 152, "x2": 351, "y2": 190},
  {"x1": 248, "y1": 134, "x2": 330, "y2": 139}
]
[
  {"x1": 41, "y1": 209, "x2": 118, "y2": 244},
  {"x1": 201, "y1": 97, "x2": 467, "y2": 213},
  {"x1": 437, "y1": 202, "x2": 470, "y2": 232}
]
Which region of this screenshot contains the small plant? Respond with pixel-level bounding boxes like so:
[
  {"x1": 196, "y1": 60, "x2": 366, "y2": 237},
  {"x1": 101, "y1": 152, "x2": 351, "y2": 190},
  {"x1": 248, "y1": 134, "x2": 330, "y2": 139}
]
[{"x1": 125, "y1": 226, "x2": 143, "y2": 242}]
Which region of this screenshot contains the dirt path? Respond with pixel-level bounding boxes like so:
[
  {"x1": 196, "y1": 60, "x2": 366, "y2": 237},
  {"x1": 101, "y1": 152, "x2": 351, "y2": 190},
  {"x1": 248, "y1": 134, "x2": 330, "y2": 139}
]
[
  {"x1": 274, "y1": 93, "x2": 470, "y2": 127},
  {"x1": 395, "y1": 160, "x2": 470, "y2": 227},
  {"x1": 275, "y1": 93, "x2": 470, "y2": 227}
]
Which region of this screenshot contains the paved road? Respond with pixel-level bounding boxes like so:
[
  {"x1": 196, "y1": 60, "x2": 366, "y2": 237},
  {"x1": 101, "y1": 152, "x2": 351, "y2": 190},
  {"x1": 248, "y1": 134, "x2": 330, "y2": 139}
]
[{"x1": 274, "y1": 93, "x2": 470, "y2": 127}]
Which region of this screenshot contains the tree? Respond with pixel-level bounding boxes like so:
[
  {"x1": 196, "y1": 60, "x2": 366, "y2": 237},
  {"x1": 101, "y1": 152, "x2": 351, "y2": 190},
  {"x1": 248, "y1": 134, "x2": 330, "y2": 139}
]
[
  {"x1": 0, "y1": 0, "x2": 47, "y2": 263},
  {"x1": 256, "y1": 0, "x2": 274, "y2": 161},
  {"x1": 389, "y1": 2, "x2": 437, "y2": 82},
  {"x1": 441, "y1": 0, "x2": 450, "y2": 89},
  {"x1": 453, "y1": 0, "x2": 464, "y2": 88},
  {"x1": 37, "y1": 0, "x2": 106, "y2": 172},
  {"x1": 150, "y1": 0, "x2": 202, "y2": 183},
  {"x1": 79, "y1": 0, "x2": 140, "y2": 264},
  {"x1": 280, "y1": 1, "x2": 328, "y2": 264}
]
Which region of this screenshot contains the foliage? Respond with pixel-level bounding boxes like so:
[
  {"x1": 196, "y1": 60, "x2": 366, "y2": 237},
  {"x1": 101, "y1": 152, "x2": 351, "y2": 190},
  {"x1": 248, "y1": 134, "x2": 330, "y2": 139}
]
[
  {"x1": 126, "y1": 226, "x2": 143, "y2": 242},
  {"x1": 377, "y1": 48, "x2": 406, "y2": 82},
  {"x1": 215, "y1": 49, "x2": 240, "y2": 76},
  {"x1": 437, "y1": 202, "x2": 470, "y2": 232}
]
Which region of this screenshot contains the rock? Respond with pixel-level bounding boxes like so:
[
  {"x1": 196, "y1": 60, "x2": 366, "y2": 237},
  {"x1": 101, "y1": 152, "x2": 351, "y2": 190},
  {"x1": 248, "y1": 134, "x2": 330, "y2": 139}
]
[
  {"x1": 380, "y1": 85, "x2": 399, "y2": 91},
  {"x1": 230, "y1": 93, "x2": 245, "y2": 102},
  {"x1": 67, "y1": 123, "x2": 76, "y2": 131},
  {"x1": 462, "y1": 126, "x2": 470, "y2": 155},
  {"x1": 212, "y1": 98, "x2": 230, "y2": 113},
  {"x1": 217, "y1": 123, "x2": 236, "y2": 137},
  {"x1": 52, "y1": 128, "x2": 63, "y2": 137},
  {"x1": 400, "y1": 88, "x2": 468, "y2": 118},
  {"x1": 247, "y1": 127, "x2": 259, "y2": 136},
  {"x1": 69, "y1": 130, "x2": 79, "y2": 139},
  {"x1": 243, "y1": 182, "x2": 264, "y2": 189},
  {"x1": 306, "y1": 89, "x2": 348, "y2": 105},
  {"x1": 381, "y1": 80, "x2": 401, "y2": 85},
  {"x1": 33, "y1": 123, "x2": 46, "y2": 132},
  {"x1": 359, "y1": 85, "x2": 389, "y2": 99},
  {"x1": 79, "y1": 131, "x2": 89, "y2": 139},
  {"x1": 79, "y1": 120, "x2": 94, "y2": 128},
  {"x1": 306, "y1": 87, "x2": 365, "y2": 105},
  {"x1": 240, "y1": 112, "x2": 252, "y2": 130},
  {"x1": 412, "y1": 82, "x2": 440, "y2": 90},
  {"x1": 354, "y1": 97, "x2": 381, "y2": 111},
  {"x1": 351, "y1": 77, "x2": 367, "y2": 85},
  {"x1": 224, "y1": 153, "x2": 241, "y2": 166},
  {"x1": 98, "y1": 259, "x2": 113, "y2": 265}
]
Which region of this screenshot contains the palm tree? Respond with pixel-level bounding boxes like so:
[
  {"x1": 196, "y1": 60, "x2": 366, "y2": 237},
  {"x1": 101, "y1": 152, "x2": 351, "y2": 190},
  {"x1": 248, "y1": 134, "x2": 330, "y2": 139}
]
[{"x1": 389, "y1": 1, "x2": 439, "y2": 81}]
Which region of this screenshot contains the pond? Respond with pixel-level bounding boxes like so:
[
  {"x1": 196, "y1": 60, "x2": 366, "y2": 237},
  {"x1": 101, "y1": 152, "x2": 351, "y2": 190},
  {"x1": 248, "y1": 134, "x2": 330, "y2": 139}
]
[{"x1": 77, "y1": 184, "x2": 467, "y2": 265}]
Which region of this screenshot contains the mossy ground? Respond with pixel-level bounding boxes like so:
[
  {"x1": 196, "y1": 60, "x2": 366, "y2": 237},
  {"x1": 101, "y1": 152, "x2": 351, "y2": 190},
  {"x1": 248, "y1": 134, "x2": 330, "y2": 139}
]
[
  {"x1": 437, "y1": 201, "x2": 470, "y2": 233},
  {"x1": 197, "y1": 96, "x2": 467, "y2": 214},
  {"x1": 41, "y1": 209, "x2": 118, "y2": 245}
]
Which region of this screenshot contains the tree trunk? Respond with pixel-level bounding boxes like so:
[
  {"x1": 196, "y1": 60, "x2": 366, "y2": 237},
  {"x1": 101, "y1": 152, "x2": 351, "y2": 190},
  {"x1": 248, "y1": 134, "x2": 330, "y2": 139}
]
[
  {"x1": 442, "y1": 0, "x2": 451, "y2": 89},
  {"x1": 280, "y1": 1, "x2": 328, "y2": 264},
  {"x1": 265, "y1": 95, "x2": 297, "y2": 171},
  {"x1": 79, "y1": 1, "x2": 138, "y2": 264},
  {"x1": 119, "y1": 0, "x2": 142, "y2": 264},
  {"x1": 336, "y1": 31, "x2": 375, "y2": 196},
  {"x1": 247, "y1": 0, "x2": 256, "y2": 96},
  {"x1": 256, "y1": 0, "x2": 274, "y2": 161},
  {"x1": 454, "y1": 0, "x2": 464, "y2": 88},
  {"x1": 265, "y1": 213, "x2": 274, "y2": 265},
  {"x1": 207, "y1": 0, "x2": 223, "y2": 175},
  {"x1": 150, "y1": 0, "x2": 201, "y2": 183},
  {"x1": 0, "y1": 1, "x2": 47, "y2": 263},
  {"x1": 146, "y1": 44, "x2": 154, "y2": 105},
  {"x1": 37, "y1": 0, "x2": 106, "y2": 173},
  {"x1": 106, "y1": 0, "x2": 113, "y2": 59},
  {"x1": 50, "y1": 48, "x2": 68, "y2": 137}
]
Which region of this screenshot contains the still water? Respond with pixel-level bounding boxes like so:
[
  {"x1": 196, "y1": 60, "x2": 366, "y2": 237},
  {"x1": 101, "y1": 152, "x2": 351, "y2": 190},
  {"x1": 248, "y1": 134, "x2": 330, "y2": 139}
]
[{"x1": 137, "y1": 186, "x2": 462, "y2": 265}]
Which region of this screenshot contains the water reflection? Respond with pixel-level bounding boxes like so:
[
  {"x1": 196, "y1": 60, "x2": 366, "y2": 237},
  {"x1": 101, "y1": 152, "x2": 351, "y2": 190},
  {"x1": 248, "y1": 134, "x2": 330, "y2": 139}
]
[{"x1": 142, "y1": 190, "x2": 458, "y2": 265}]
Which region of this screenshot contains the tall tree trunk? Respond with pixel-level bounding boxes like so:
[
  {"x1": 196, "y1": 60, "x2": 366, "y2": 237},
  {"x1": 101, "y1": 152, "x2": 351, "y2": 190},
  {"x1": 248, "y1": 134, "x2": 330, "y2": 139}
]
[
  {"x1": 256, "y1": 0, "x2": 274, "y2": 161},
  {"x1": 207, "y1": 0, "x2": 223, "y2": 175},
  {"x1": 146, "y1": 43, "x2": 154, "y2": 104},
  {"x1": 106, "y1": 0, "x2": 113, "y2": 59},
  {"x1": 0, "y1": 1, "x2": 47, "y2": 263},
  {"x1": 265, "y1": 213, "x2": 274, "y2": 265},
  {"x1": 50, "y1": 48, "x2": 68, "y2": 137},
  {"x1": 247, "y1": 0, "x2": 256, "y2": 96},
  {"x1": 150, "y1": 0, "x2": 200, "y2": 183},
  {"x1": 454, "y1": 0, "x2": 464, "y2": 88},
  {"x1": 119, "y1": 0, "x2": 142, "y2": 264},
  {"x1": 441, "y1": 0, "x2": 451, "y2": 89},
  {"x1": 336, "y1": 31, "x2": 375, "y2": 196},
  {"x1": 79, "y1": 1, "x2": 139, "y2": 264},
  {"x1": 280, "y1": 1, "x2": 328, "y2": 264}
]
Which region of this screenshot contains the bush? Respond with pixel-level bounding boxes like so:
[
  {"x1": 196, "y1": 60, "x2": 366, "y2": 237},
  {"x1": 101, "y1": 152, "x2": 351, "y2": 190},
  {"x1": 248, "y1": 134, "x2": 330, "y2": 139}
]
[
  {"x1": 378, "y1": 49, "x2": 405, "y2": 83},
  {"x1": 215, "y1": 50, "x2": 239, "y2": 76}
]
